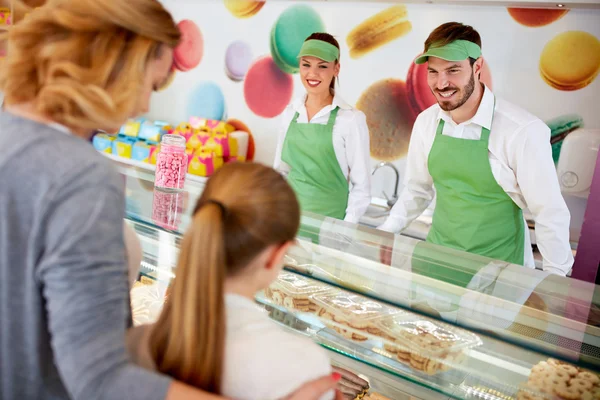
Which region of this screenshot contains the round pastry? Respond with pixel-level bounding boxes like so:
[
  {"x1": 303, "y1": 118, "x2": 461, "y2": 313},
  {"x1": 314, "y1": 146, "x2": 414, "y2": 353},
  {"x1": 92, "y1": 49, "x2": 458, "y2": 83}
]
[
  {"x1": 270, "y1": 4, "x2": 325, "y2": 74},
  {"x1": 576, "y1": 371, "x2": 600, "y2": 385},
  {"x1": 570, "y1": 378, "x2": 594, "y2": 392},
  {"x1": 356, "y1": 78, "x2": 415, "y2": 161},
  {"x1": 244, "y1": 56, "x2": 293, "y2": 118},
  {"x1": 555, "y1": 384, "x2": 584, "y2": 400},
  {"x1": 507, "y1": 7, "x2": 569, "y2": 27},
  {"x1": 224, "y1": 0, "x2": 264, "y2": 19},
  {"x1": 346, "y1": 5, "x2": 412, "y2": 59},
  {"x1": 225, "y1": 40, "x2": 253, "y2": 82},
  {"x1": 558, "y1": 363, "x2": 579, "y2": 377},
  {"x1": 271, "y1": 291, "x2": 284, "y2": 305},
  {"x1": 174, "y1": 20, "x2": 203, "y2": 72},
  {"x1": 539, "y1": 31, "x2": 600, "y2": 91}
]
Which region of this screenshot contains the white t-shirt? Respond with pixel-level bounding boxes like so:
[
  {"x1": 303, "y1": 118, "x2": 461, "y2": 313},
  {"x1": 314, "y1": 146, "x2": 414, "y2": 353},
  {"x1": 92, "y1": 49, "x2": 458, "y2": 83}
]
[{"x1": 127, "y1": 293, "x2": 333, "y2": 400}]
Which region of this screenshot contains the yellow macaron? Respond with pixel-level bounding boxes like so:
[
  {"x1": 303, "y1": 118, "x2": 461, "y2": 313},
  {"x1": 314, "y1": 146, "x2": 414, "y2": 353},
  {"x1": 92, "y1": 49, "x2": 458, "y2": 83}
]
[
  {"x1": 346, "y1": 5, "x2": 412, "y2": 59},
  {"x1": 224, "y1": 0, "x2": 265, "y2": 19},
  {"x1": 539, "y1": 31, "x2": 600, "y2": 91}
]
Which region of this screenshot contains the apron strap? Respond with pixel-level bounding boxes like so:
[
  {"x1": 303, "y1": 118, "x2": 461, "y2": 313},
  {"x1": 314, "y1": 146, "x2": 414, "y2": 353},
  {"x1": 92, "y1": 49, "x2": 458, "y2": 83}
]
[
  {"x1": 326, "y1": 106, "x2": 340, "y2": 126},
  {"x1": 292, "y1": 112, "x2": 300, "y2": 123}
]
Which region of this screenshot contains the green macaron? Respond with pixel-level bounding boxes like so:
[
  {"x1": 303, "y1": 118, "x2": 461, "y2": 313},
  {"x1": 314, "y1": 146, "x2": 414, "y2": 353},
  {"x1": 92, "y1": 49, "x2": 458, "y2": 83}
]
[
  {"x1": 270, "y1": 5, "x2": 325, "y2": 74},
  {"x1": 545, "y1": 114, "x2": 584, "y2": 164}
]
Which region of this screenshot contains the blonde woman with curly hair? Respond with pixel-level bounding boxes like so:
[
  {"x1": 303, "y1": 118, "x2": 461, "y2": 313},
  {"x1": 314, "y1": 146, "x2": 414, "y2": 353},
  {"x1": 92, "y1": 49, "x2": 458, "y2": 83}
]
[{"x1": 0, "y1": 1, "x2": 340, "y2": 399}]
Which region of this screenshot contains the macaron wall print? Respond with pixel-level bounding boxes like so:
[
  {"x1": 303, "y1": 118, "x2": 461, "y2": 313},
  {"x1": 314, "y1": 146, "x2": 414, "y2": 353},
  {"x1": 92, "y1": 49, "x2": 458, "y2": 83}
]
[
  {"x1": 150, "y1": 0, "x2": 600, "y2": 183},
  {"x1": 270, "y1": 5, "x2": 325, "y2": 74},
  {"x1": 539, "y1": 31, "x2": 600, "y2": 91},
  {"x1": 173, "y1": 20, "x2": 203, "y2": 72},
  {"x1": 346, "y1": 5, "x2": 412, "y2": 59},
  {"x1": 225, "y1": 41, "x2": 253, "y2": 82},
  {"x1": 546, "y1": 114, "x2": 585, "y2": 164},
  {"x1": 507, "y1": 8, "x2": 569, "y2": 27},
  {"x1": 243, "y1": 56, "x2": 293, "y2": 118},
  {"x1": 224, "y1": 0, "x2": 265, "y2": 19},
  {"x1": 187, "y1": 81, "x2": 226, "y2": 121},
  {"x1": 357, "y1": 79, "x2": 415, "y2": 161}
]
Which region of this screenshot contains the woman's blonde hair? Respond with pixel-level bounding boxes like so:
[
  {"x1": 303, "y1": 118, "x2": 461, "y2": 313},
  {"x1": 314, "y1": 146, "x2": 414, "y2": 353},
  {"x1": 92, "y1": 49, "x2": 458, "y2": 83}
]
[
  {"x1": 148, "y1": 162, "x2": 300, "y2": 393},
  {"x1": 0, "y1": 0, "x2": 180, "y2": 131}
]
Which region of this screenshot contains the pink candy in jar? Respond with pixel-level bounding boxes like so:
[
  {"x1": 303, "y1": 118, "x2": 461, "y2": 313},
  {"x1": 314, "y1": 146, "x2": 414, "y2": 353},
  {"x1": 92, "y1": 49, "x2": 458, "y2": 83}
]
[{"x1": 154, "y1": 134, "x2": 188, "y2": 190}]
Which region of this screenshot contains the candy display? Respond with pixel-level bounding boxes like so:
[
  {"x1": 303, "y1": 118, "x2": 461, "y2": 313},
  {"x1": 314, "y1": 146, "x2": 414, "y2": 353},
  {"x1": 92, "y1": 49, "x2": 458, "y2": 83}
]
[
  {"x1": 0, "y1": 7, "x2": 11, "y2": 26},
  {"x1": 92, "y1": 134, "x2": 116, "y2": 153},
  {"x1": 93, "y1": 115, "x2": 251, "y2": 178},
  {"x1": 154, "y1": 134, "x2": 187, "y2": 190}
]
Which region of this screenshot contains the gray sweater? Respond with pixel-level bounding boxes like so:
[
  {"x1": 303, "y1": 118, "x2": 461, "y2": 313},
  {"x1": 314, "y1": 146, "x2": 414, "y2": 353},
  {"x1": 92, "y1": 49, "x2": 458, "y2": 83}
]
[{"x1": 0, "y1": 112, "x2": 171, "y2": 399}]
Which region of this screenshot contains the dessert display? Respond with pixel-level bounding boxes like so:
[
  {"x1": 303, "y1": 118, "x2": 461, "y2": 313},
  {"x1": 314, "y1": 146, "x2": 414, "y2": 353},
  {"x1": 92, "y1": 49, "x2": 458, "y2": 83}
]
[
  {"x1": 130, "y1": 281, "x2": 168, "y2": 326},
  {"x1": 312, "y1": 292, "x2": 401, "y2": 342},
  {"x1": 519, "y1": 358, "x2": 600, "y2": 400},
  {"x1": 263, "y1": 272, "x2": 333, "y2": 313},
  {"x1": 377, "y1": 315, "x2": 481, "y2": 375}
]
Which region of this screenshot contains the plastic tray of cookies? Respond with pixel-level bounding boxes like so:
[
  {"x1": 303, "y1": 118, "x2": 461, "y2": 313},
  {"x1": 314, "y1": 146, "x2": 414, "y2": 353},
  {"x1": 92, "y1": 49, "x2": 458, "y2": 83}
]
[
  {"x1": 375, "y1": 314, "x2": 482, "y2": 375},
  {"x1": 311, "y1": 291, "x2": 404, "y2": 342},
  {"x1": 517, "y1": 358, "x2": 600, "y2": 400},
  {"x1": 263, "y1": 272, "x2": 334, "y2": 313}
]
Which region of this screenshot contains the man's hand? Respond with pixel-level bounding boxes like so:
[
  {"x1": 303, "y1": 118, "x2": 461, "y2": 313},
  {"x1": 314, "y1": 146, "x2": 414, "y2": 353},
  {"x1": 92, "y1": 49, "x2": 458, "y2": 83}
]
[{"x1": 282, "y1": 373, "x2": 343, "y2": 400}]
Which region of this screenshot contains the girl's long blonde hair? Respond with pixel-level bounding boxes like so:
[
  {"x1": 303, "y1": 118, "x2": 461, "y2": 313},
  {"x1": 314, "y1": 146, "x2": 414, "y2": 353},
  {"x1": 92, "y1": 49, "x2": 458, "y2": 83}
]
[
  {"x1": 0, "y1": 0, "x2": 180, "y2": 131},
  {"x1": 148, "y1": 162, "x2": 300, "y2": 393}
]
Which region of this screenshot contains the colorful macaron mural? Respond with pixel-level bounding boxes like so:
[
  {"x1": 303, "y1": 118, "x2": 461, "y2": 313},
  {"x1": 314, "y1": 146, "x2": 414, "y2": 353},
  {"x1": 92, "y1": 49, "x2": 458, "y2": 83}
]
[{"x1": 151, "y1": 1, "x2": 599, "y2": 180}]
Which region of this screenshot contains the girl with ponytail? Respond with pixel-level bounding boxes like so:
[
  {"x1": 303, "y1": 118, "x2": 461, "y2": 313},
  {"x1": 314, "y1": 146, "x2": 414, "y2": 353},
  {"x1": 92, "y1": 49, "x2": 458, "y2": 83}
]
[{"x1": 129, "y1": 162, "x2": 337, "y2": 400}]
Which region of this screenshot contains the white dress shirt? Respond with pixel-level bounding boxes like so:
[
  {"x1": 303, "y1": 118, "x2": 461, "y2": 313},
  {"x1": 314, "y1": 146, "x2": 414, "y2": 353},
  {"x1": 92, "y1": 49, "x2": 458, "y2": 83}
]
[
  {"x1": 273, "y1": 93, "x2": 371, "y2": 224},
  {"x1": 378, "y1": 86, "x2": 573, "y2": 276}
]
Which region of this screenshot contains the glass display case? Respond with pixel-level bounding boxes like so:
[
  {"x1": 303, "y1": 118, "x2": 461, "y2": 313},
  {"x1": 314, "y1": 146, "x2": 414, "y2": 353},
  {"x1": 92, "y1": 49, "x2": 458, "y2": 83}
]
[{"x1": 118, "y1": 160, "x2": 600, "y2": 400}]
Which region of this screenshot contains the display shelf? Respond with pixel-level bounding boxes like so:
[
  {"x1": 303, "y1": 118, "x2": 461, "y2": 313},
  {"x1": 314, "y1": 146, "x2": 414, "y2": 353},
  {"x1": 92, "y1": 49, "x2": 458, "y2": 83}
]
[{"x1": 120, "y1": 161, "x2": 600, "y2": 398}]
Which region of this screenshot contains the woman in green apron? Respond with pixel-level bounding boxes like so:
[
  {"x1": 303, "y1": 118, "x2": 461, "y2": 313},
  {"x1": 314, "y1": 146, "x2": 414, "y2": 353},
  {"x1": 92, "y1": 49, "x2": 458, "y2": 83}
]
[{"x1": 273, "y1": 33, "x2": 371, "y2": 227}]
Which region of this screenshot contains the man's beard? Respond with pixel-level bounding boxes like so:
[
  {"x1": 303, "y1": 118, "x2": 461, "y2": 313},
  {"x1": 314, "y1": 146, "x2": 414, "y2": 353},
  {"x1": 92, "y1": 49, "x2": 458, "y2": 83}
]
[{"x1": 437, "y1": 71, "x2": 475, "y2": 112}]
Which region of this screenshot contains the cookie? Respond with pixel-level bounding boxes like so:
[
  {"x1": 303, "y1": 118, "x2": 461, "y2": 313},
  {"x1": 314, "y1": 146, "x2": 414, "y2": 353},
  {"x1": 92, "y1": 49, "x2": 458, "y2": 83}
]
[
  {"x1": 409, "y1": 357, "x2": 424, "y2": 370},
  {"x1": 271, "y1": 291, "x2": 284, "y2": 305},
  {"x1": 577, "y1": 371, "x2": 600, "y2": 385},
  {"x1": 384, "y1": 343, "x2": 398, "y2": 354},
  {"x1": 555, "y1": 384, "x2": 583, "y2": 400},
  {"x1": 570, "y1": 378, "x2": 594, "y2": 392},
  {"x1": 557, "y1": 364, "x2": 579, "y2": 377},
  {"x1": 396, "y1": 351, "x2": 411, "y2": 363}
]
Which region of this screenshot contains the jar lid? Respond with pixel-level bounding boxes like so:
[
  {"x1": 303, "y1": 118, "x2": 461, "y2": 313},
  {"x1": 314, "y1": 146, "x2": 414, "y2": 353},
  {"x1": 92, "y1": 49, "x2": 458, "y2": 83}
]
[{"x1": 161, "y1": 134, "x2": 186, "y2": 147}]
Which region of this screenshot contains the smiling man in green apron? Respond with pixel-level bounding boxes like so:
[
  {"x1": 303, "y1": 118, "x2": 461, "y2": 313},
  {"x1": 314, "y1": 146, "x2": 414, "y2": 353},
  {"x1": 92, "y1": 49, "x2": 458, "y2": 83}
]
[{"x1": 378, "y1": 22, "x2": 574, "y2": 276}]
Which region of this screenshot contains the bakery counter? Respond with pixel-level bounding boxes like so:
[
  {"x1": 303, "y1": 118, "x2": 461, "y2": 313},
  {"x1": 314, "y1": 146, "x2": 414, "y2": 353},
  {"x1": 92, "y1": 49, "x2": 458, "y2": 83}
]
[{"x1": 126, "y1": 215, "x2": 600, "y2": 400}]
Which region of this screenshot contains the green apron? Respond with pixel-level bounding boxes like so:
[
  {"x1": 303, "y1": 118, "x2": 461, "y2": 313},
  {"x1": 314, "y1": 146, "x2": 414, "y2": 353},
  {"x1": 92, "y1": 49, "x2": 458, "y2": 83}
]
[
  {"x1": 281, "y1": 106, "x2": 349, "y2": 220},
  {"x1": 425, "y1": 97, "x2": 526, "y2": 266}
]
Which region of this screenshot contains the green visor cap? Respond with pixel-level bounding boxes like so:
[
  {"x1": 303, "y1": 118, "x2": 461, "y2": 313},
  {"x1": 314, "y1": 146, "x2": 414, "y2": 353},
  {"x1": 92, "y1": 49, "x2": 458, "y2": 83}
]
[
  {"x1": 297, "y1": 39, "x2": 340, "y2": 62},
  {"x1": 414, "y1": 40, "x2": 481, "y2": 64}
]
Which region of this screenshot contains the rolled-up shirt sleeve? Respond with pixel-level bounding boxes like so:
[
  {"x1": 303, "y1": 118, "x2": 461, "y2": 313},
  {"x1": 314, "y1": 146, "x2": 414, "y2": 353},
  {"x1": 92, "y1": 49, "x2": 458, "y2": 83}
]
[{"x1": 37, "y1": 166, "x2": 172, "y2": 400}]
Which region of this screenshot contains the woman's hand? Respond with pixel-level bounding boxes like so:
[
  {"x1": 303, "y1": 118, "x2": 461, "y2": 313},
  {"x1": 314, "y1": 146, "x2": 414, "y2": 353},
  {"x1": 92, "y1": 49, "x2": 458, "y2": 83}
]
[{"x1": 281, "y1": 373, "x2": 343, "y2": 400}]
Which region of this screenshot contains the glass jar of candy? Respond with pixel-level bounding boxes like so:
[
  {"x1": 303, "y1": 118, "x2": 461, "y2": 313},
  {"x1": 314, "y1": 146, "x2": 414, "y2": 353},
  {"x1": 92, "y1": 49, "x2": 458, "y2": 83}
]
[{"x1": 154, "y1": 134, "x2": 187, "y2": 190}]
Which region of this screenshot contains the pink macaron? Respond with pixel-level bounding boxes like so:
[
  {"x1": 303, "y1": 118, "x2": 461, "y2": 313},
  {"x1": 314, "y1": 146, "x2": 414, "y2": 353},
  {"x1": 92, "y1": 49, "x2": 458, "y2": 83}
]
[
  {"x1": 244, "y1": 56, "x2": 294, "y2": 118},
  {"x1": 174, "y1": 20, "x2": 203, "y2": 72}
]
